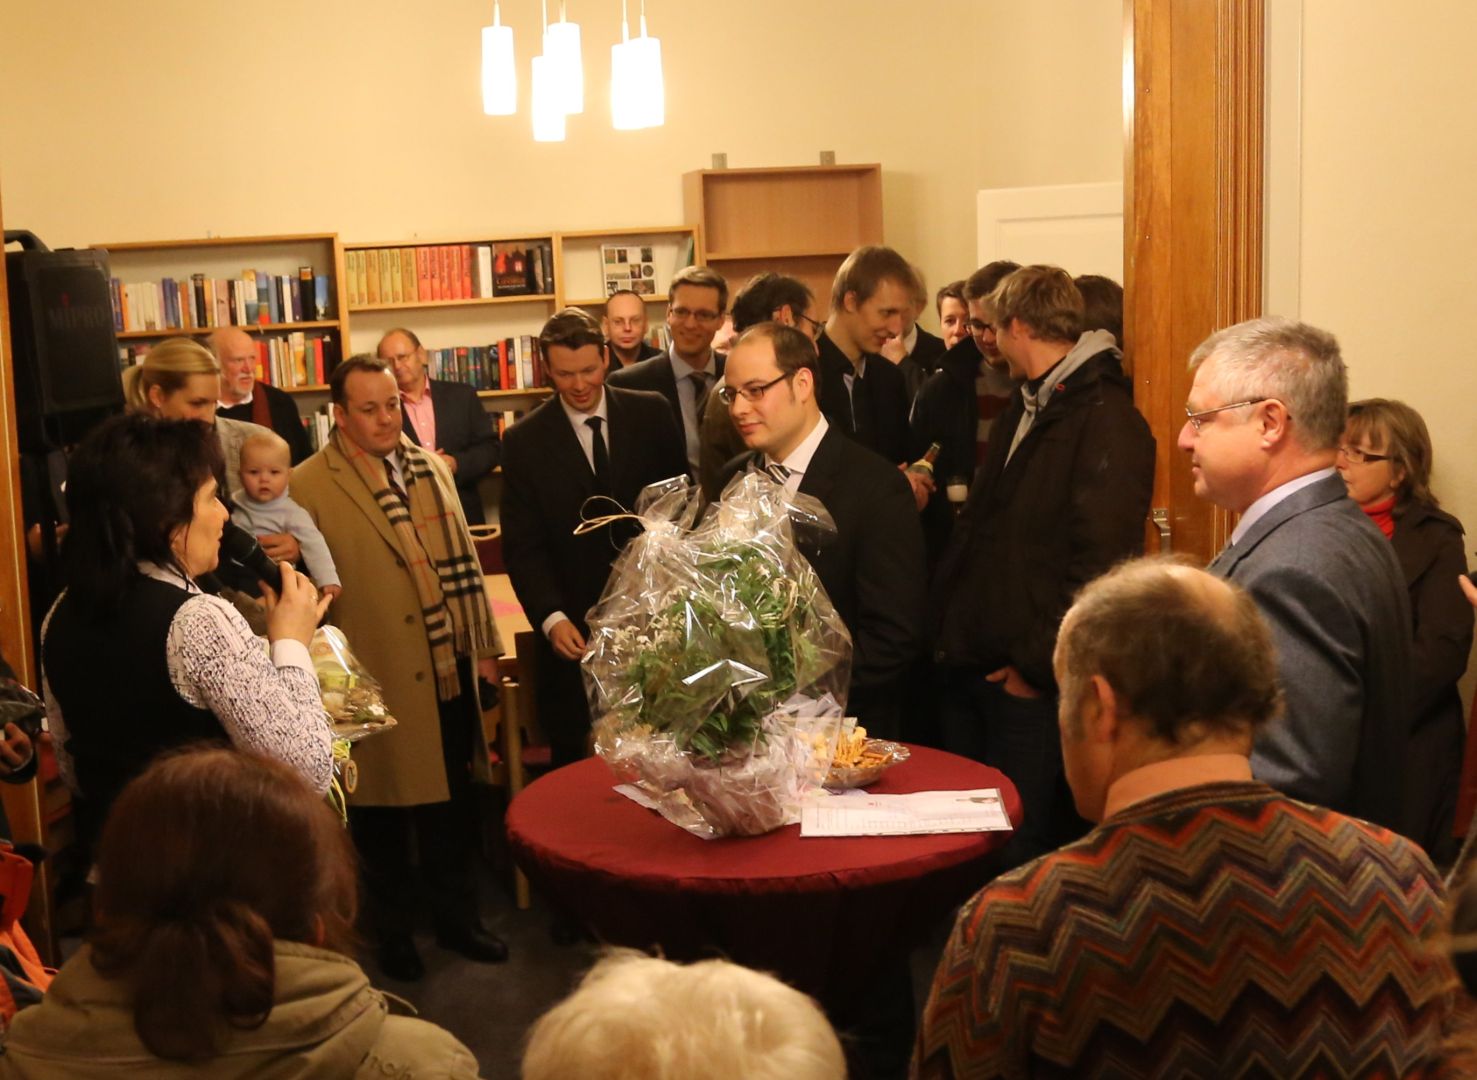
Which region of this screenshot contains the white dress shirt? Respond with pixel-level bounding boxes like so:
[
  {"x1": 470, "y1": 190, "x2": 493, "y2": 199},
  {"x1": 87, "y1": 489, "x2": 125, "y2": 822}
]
[
  {"x1": 1229, "y1": 467, "x2": 1338, "y2": 546},
  {"x1": 765, "y1": 415, "x2": 829, "y2": 495}
]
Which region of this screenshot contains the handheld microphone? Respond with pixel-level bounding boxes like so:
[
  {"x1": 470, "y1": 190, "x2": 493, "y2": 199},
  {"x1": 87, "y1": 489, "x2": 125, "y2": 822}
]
[{"x1": 218, "y1": 522, "x2": 283, "y2": 593}]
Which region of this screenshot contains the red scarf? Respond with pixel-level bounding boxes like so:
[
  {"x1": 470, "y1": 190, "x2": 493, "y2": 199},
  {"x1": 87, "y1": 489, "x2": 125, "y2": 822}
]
[{"x1": 1361, "y1": 494, "x2": 1397, "y2": 540}]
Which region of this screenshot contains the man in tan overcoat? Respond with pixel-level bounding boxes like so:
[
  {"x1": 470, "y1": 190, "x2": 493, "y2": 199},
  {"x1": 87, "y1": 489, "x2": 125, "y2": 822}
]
[{"x1": 294, "y1": 356, "x2": 505, "y2": 982}]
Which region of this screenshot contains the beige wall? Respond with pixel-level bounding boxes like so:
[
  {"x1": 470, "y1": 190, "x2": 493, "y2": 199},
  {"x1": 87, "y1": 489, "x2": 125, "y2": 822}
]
[
  {"x1": 0, "y1": 0, "x2": 1123, "y2": 326},
  {"x1": 1297, "y1": 0, "x2": 1477, "y2": 567},
  {"x1": 1295, "y1": 0, "x2": 1477, "y2": 702}
]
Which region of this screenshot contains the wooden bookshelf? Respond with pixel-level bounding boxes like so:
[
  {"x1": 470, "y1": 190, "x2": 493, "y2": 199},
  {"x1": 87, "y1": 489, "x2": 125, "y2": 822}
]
[
  {"x1": 554, "y1": 224, "x2": 701, "y2": 313},
  {"x1": 343, "y1": 236, "x2": 555, "y2": 314},
  {"x1": 683, "y1": 164, "x2": 882, "y2": 315},
  {"x1": 94, "y1": 232, "x2": 348, "y2": 394}
]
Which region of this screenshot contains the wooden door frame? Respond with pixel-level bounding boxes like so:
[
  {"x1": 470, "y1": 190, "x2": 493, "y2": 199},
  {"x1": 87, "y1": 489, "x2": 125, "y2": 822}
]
[{"x1": 1125, "y1": 0, "x2": 1265, "y2": 565}]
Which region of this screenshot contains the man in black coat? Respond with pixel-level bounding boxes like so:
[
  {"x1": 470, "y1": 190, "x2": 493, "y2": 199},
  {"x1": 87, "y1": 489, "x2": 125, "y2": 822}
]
[
  {"x1": 816, "y1": 246, "x2": 931, "y2": 512},
  {"x1": 607, "y1": 266, "x2": 728, "y2": 477},
  {"x1": 722, "y1": 322, "x2": 926, "y2": 740},
  {"x1": 602, "y1": 288, "x2": 663, "y2": 369},
  {"x1": 501, "y1": 308, "x2": 688, "y2": 766},
  {"x1": 377, "y1": 328, "x2": 500, "y2": 526},
  {"x1": 909, "y1": 261, "x2": 1022, "y2": 563},
  {"x1": 211, "y1": 327, "x2": 312, "y2": 464},
  {"x1": 932, "y1": 266, "x2": 1155, "y2": 868}
]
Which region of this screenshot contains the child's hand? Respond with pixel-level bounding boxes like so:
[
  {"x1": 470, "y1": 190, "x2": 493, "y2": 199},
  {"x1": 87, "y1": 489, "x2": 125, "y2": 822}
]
[
  {"x1": 321, "y1": 585, "x2": 343, "y2": 603},
  {"x1": 258, "y1": 532, "x2": 302, "y2": 563}
]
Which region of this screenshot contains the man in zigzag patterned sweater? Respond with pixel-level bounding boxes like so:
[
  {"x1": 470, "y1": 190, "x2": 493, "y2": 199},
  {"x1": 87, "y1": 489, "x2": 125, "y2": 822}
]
[{"x1": 914, "y1": 558, "x2": 1457, "y2": 1080}]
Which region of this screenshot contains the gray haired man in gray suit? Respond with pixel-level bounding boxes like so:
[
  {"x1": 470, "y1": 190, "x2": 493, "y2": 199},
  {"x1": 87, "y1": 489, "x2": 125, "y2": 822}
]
[{"x1": 1178, "y1": 317, "x2": 1414, "y2": 836}]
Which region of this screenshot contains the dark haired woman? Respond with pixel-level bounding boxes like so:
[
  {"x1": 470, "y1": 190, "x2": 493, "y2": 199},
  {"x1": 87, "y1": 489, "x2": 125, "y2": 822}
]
[
  {"x1": 1339, "y1": 398, "x2": 1472, "y2": 861},
  {"x1": 0, "y1": 748, "x2": 481, "y2": 1077},
  {"x1": 40, "y1": 413, "x2": 333, "y2": 852}
]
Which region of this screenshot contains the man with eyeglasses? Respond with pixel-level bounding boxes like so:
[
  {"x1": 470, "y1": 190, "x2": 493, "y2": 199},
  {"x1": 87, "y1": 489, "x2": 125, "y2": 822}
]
[
  {"x1": 1178, "y1": 316, "x2": 1414, "y2": 835},
  {"x1": 501, "y1": 308, "x2": 687, "y2": 768},
  {"x1": 607, "y1": 265, "x2": 728, "y2": 476},
  {"x1": 910, "y1": 261, "x2": 1021, "y2": 563},
  {"x1": 720, "y1": 322, "x2": 925, "y2": 741},
  {"x1": 931, "y1": 265, "x2": 1154, "y2": 871},
  {"x1": 602, "y1": 289, "x2": 662, "y2": 369},
  {"x1": 697, "y1": 272, "x2": 822, "y2": 501}
]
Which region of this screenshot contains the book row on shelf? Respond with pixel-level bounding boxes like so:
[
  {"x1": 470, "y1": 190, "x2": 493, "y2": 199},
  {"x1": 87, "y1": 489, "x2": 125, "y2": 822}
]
[
  {"x1": 118, "y1": 332, "x2": 340, "y2": 390},
  {"x1": 425, "y1": 335, "x2": 546, "y2": 391},
  {"x1": 347, "y1": 240, "x2": 554, "y2": 307},
  {"x1": 110, "y1": 267, "x2": 331, "y2": 333}
]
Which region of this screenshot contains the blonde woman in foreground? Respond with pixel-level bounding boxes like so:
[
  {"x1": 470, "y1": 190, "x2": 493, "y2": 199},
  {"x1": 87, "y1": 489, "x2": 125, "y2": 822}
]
[{"x1": 522, "y1": 950, "x2": 847, "y2": 1080}]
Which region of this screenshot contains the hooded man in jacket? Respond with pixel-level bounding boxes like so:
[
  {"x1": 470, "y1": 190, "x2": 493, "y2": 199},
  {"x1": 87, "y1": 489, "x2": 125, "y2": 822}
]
[{"x1": 931, "y1": 265, "x2": 1155, "y2": 870}]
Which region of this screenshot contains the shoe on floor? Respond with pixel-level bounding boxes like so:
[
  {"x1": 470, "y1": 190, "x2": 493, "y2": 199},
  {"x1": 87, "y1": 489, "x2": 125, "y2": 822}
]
[
  {"x1": 377, "y1": 935, "x2": 425, "y2": 982},
  {"x1": 434, "y1": 923, "x2": 509, "y2": 964}
]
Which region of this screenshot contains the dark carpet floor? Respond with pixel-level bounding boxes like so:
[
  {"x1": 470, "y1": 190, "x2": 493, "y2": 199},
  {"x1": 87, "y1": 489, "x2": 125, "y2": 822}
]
[{"x1": 355, "y1": 860, "x2": 958, "y2": 1080}]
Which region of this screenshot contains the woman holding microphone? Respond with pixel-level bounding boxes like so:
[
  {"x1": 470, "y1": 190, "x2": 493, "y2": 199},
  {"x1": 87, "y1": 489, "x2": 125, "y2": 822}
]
[{"x1": 40, "y1": 412, "x2": 332, "y2": 853}]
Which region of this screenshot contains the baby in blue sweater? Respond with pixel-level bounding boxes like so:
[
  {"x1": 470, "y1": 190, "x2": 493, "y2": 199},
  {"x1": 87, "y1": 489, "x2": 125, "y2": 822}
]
[{"x1": 233, "y1": 430, "x2": 342, "y2": 599}]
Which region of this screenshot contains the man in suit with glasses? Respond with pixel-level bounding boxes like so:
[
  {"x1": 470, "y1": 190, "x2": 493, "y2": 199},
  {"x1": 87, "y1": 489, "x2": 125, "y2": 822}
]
[
  {"x1": 607, "y1": 265, "x2": 729, "y2": 478},
  {"x1": 1178, "y1": 316, "x2": 1413, "y2": 836}
]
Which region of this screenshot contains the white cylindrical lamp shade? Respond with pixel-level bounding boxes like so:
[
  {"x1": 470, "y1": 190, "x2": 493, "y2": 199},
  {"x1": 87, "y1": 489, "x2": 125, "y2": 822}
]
[
  {"x1": 481, "y1": 24, "x2": 516, "y2": 116},
  {"x1": 543, "y1": 20, "x2": 584, "y2": 115},
  {"x1": 629, "y1": 33, "x2": 663, "y2": 128},
  {"x1": 531, "y1": 54, "x2": 567, "y2": 142},
  {"x1": 611, "y1": 38, "x2": 640, "y2": 130}
]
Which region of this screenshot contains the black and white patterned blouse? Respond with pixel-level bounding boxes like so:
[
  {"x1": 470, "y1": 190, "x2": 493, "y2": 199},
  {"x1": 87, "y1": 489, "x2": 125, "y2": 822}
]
[{"x1": 42, "y1": 563, "x2": 333, "y2": 794}]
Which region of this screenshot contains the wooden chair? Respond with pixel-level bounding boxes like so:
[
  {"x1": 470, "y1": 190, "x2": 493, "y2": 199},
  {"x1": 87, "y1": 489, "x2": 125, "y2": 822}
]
[{"x1": 489, "y1": 632, "x2": 553, "y2": 909}]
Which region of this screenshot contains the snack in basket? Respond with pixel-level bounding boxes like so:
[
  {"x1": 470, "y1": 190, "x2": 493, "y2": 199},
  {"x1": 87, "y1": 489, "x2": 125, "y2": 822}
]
[
  {"x1": 826, "y1": 723, "x2": 910, "y2": 789},
  {"x1": 310, "y1": 626, "x2": 397, "y2": 740}
]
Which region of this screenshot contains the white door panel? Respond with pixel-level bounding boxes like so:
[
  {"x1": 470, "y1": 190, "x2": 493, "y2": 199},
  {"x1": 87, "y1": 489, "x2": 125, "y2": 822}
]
[{"x1": 976, "y1": 181, "x2": 1124, "y2": 280}]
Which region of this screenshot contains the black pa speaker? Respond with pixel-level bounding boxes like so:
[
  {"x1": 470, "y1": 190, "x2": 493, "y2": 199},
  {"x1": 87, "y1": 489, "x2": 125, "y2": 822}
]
[{"x1": 5, "y1": 237, "x2": 122, "y2": 452}]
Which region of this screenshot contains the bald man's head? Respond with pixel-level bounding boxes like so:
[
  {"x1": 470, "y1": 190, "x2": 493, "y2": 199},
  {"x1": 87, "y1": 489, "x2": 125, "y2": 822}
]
[
  {"x1": 1055, "y1": 558, "x2": 1282, "y2": 747},
  {"x1": 209, "y1": 327, "x2": 258, "y2": 405}
]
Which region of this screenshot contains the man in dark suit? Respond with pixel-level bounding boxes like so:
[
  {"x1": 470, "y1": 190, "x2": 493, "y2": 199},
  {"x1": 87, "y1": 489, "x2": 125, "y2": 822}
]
[
  {"x1": 377, "y1": 327, "x2": 499, "y2": 526},
  {"x1": 211, "y1": 326, "x2": 312, "y2": 464},
  {"x1": 602, "y1": 288, "x2": 662, "y2": 369},
  {"x1": 1181, "y1": 316, "x2": 1414, "y2": 835},
  {"x1": 722, "y1": 322, "x2": 925, "y2": 740},
  {"x1": 502, "y1": 308, "x2": 688, "y2": 766},
  {"x1": 607, "y1": 265, "x2": 728, "y2": 477}
]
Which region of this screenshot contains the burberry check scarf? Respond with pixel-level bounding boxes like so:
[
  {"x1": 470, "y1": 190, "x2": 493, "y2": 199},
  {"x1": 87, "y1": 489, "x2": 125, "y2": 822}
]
[{"x1": 332, "y1": 428, "x2": 500, "y2": 701}]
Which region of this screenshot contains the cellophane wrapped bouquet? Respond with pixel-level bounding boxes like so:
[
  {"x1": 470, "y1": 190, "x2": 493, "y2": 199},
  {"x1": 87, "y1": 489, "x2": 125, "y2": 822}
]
[{"x1": 583, "y1": 472, "x2": 852, "y2": 839}]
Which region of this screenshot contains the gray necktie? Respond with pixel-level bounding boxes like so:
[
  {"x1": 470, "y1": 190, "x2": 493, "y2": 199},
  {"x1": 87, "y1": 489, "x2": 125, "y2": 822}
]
[
  {"x1": 690, "y1": 371, "x2": 712, "y2": 411},
  {"x1": 764, "y1": 462, "x2": 792, "y2": 486}
]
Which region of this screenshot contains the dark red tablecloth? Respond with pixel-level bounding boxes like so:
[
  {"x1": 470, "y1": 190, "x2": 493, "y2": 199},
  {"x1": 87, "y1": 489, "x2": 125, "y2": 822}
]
[{"x1": 506, "y1": 744, "x2": 1019, "y2": 1013}]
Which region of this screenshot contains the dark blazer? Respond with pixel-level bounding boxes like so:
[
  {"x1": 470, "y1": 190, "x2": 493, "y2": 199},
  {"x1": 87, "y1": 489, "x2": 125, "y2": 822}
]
[
  {"x1": 217, "y1": 382, "x2": 311, "y2": 464},
  {"x1": 400, "y1": 378, "x2": 499, "y2": 526},
  {"x1": 606, "y1": 350, "x2": 725, "y2": 452},
  {"x1": 815, "y1": 331, "x2": 910, "y2": 465},
  {"x1": 1208, "y1": 473, "x2": 1415, "y2": 835},
  {"x1": 910, "y1": 326, "x2": 948, "y2": 375},
  {"x1": 909, "y1": 338, "x2": 994, "y2": 563},
  {"x1": 932, "y1": 349, "x2": 1154, "y2": 692},
  {"x1": 1390, "y1": 499, "x2": 1472, "y2": 853},
  {"x1": 500, "y1": 386, "x2": 687, "y2": 635},
  {"x1": 728, "y1": 424, "x2": 926, "y2": 739}
]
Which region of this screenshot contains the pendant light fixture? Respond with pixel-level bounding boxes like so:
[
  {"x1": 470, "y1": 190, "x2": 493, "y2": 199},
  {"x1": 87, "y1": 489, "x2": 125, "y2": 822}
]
[
  {"x1": 543, "y1": 0, "x2": 584, "y2": 115},
  {"x1": 531, "y1": 52, "x2": 566, "y2": 141},
  {"x1": 481, "y1": 1, "x2": 517, "y2": 116},
  {"x1": 611, "y1": 0, "x2": 663, "y2": 130}
]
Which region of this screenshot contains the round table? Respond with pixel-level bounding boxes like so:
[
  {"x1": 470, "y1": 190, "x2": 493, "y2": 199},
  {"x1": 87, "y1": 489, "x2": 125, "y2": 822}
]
[{"x1": 506, "y1": 744, "x2": 1020, "y2": 1018}]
